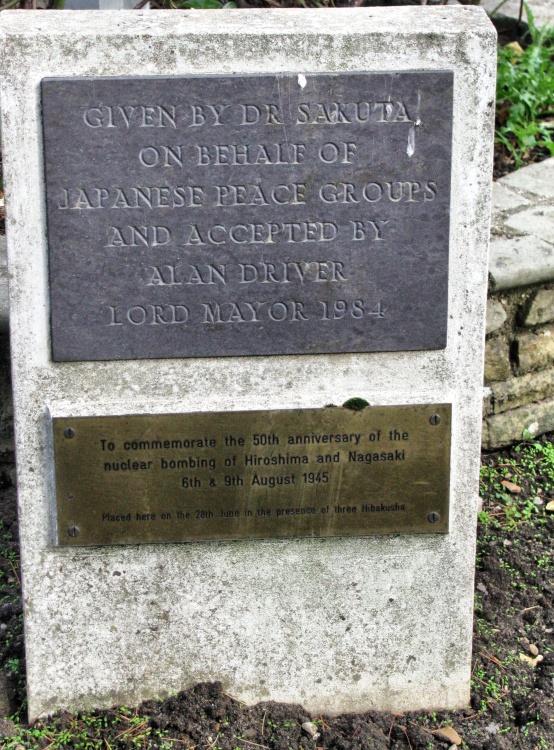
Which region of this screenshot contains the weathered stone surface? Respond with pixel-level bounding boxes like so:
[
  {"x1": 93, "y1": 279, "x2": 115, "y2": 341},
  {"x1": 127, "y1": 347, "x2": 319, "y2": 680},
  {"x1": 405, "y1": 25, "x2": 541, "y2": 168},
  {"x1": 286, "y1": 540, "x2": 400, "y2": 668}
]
[
  {"x1": 505, "y1": 206, "x2": 554, "y2": 245},
  {"x1": 516, "y1": 324, "x2": 554, "y2": 374},
  {"x1": 484, "y1": 338, "x2": 511, "y2": 384},
  {"x1": 497, "y1": 157, "x2": 554, "y2": 199},
  {"x1": 0, "y1": 7, "x2": 495, "y2": 720},
  {"x1": 486, "y1": 298, "x2": 507, "y2": 334},
  {"x1": 490, "y1": 368, "x2": 554, "y2": 414},
  {"x1": 483, "y1": 395, "x2": 554, "y2": 450},
  {"x1": 0, "y1": 236, "x2": 8, "y2": 333},
  {"x1": 522, "y1": 288, "x2": 554, "y2": 326},
  {"x1": 483, "y1": 386, "x2": 493, "y2": 417},
  {"x1": 0, "y1": 718, "x2": 16, "y2": 739},
  {"x1": 481, "y1": 0, "x2": 554, "y2": 28},
  {"x1": 489, "y1": 235, "x2": 554, "y2": 291},
  {"x1": 490, "y1": 181, "x2": 530, "y2": 213}
]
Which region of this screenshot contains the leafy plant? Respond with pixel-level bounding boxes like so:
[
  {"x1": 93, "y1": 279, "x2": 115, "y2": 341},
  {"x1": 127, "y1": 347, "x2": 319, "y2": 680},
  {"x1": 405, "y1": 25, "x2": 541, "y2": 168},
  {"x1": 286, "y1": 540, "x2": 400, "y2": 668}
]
[{"x1": 495, "y1": 4, "x2": 554, "y2": 166}]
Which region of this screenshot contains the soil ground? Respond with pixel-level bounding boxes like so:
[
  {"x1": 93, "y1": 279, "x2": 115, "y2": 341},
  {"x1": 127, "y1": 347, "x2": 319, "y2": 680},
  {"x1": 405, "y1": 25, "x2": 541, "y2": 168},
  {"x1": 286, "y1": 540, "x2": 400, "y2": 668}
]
[
  {"x1": 493, "y1": 142, "x2": 553, "y2": 180},
  {"x1": 0, "y1": 433, "x2": 552, "y2": 750}
]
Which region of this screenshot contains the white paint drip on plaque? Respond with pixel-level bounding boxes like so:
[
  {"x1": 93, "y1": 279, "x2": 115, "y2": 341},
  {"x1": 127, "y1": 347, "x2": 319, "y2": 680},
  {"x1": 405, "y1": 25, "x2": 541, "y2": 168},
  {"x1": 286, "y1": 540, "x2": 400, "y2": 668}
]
[{"x1": 407, "y1": 91, "x2": 422, "y2": 158}]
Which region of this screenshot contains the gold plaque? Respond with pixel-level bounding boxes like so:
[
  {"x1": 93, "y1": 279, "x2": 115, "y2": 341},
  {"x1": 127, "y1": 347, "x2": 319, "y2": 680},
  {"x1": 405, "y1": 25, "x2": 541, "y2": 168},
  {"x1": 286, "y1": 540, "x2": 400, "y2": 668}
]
[{"x1": 53, "y1": 404, "x2": 451, "y2": 546}]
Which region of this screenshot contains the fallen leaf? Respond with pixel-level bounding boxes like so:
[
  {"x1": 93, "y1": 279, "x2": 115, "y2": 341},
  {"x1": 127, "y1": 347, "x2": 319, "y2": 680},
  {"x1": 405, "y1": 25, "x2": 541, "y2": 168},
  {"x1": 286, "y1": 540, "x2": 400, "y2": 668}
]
[
  {"x1": 506, "y1": 41, "x2": 524, "y2": 57},
  {"x1": 501, "y1": 480, "x2": 521, "y2": 493},
  {"x1": 546, "y1": 500, "x2": 554, "y2": 512},
  {"x1": 301, "y1": 722, "x2": 320, "y2": 740},
  {"x1": 432, "y1": 726, "x2": 462, "y2": 745},
  {"x1": 519, "y1": 653, "x2": 541, "y2": 667}
]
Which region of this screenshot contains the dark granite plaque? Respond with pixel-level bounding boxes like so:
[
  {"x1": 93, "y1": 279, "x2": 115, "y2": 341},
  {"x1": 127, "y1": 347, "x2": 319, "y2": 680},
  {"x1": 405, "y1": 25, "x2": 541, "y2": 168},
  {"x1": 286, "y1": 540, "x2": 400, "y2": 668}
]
[
  {"x1": 53, "y1": 403, "x2": 451, "y2": 546},
  {"x1": 42, "y1": 72, "x2": 452, "y2": 361}
]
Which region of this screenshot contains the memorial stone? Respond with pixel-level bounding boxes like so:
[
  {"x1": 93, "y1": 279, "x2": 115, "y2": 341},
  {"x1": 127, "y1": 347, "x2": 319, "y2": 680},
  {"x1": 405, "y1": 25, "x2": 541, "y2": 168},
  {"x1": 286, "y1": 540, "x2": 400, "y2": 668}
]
[{"x1": 0, "y1": 8, "x2": 496, "y2": 720}]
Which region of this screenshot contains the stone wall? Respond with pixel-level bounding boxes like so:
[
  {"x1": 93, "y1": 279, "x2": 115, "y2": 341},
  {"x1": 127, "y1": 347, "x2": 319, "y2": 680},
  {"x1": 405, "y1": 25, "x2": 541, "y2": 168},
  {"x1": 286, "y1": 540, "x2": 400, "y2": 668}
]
[{"x1": 484, "y1": 158, "x2": 554, "y2": 449}]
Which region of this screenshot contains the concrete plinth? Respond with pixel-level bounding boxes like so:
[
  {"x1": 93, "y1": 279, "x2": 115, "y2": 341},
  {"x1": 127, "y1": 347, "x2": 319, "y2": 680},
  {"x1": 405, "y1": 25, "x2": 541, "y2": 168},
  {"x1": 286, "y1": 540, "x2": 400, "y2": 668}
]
[{"x1": 0, "y1": 8, "x2": 496, "y2": 720}]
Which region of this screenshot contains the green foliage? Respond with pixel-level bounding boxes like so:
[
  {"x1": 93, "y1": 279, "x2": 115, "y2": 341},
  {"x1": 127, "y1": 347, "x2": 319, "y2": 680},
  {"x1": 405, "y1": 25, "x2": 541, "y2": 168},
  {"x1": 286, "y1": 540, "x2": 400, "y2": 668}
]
[
  {"x1": 479, "y1": 435, "x2": 554, "y2": 529},
  {"x1": 514, "y1": 437, "x2": 554, "y2": 492},
  {"x1": 0, "y1": 0, "x2": 25, "y2": 11},
  {"x1": 472, "y1": 664, "x2": 508, "y2": 702},
  {"x1": 1, "y1": 708, "x2": 177, "y2": 750},
  {"x1": 496, "y1": 4, "x2": 554, "y2": 166}
]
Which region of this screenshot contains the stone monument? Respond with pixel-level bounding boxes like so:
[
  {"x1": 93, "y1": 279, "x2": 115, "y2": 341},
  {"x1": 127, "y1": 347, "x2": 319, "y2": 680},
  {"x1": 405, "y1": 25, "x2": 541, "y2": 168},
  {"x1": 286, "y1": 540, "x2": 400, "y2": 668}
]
[{"x1": 0, "y1": 8, "x2": 496, "y2": 719}]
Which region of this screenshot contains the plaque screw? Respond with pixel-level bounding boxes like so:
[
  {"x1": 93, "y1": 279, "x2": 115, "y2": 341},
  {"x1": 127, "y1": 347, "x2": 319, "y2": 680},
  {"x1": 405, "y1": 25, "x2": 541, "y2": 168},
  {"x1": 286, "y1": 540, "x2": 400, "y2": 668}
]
[
  {"x1": 429, "y1": 414, "x2": 441, "y2": 426},
  {"x1": 68, "y1": 525, "x2": 79, "y2": 537},
  {"x1": 64, "y1": 427, "x2": 76, "y2": 439},
  {"x1": 428, "y1": 512, "x2": 440, "y2": 524}
]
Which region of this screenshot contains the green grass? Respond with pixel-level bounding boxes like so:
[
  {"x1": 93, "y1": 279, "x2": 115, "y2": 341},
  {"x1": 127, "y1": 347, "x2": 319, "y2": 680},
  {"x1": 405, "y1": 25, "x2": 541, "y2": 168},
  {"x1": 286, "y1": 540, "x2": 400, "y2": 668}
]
[
  {"x1": 496, "y1": 4, "x2": 554, "y2": 167},
  {"x1": 479, "y1": 435, "x2": 554, "y2": 529},
  {"x1": 1, "y1": 707, "x2": 180, "y2": 750}
]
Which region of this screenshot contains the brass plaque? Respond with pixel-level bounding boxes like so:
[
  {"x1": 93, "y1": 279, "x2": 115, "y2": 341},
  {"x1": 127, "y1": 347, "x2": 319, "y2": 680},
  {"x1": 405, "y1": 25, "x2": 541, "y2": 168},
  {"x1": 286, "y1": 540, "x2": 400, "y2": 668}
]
[{"x1": 53, "y1": 404, "x2": 451, "y2": 546}]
